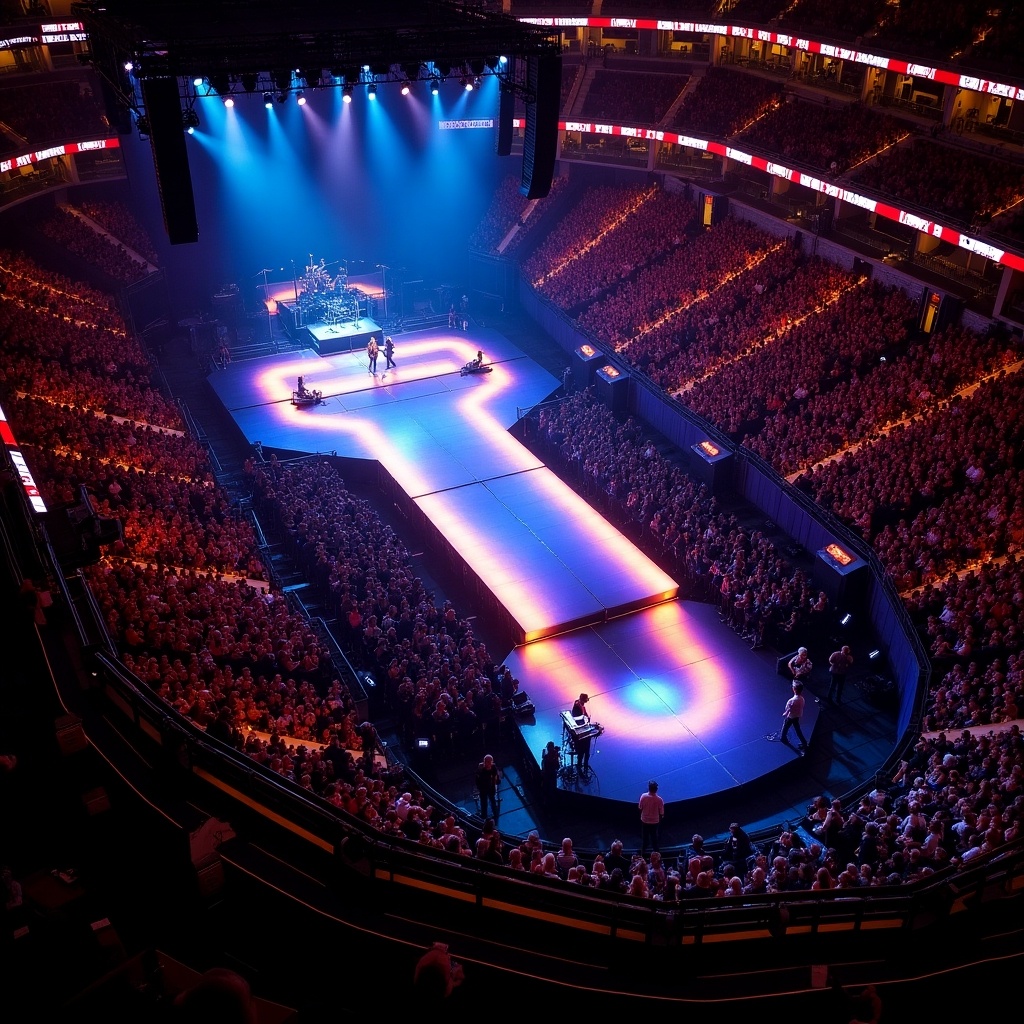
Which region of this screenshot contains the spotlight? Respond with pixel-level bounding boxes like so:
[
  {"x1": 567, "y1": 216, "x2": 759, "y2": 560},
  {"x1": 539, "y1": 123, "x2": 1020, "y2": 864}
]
[
  {"x1": 209, "y1": 73, "x2": 230, "y2": 96},
  {"x1": 474, "y1": 76, "x2": 482, "y2": 89},
  {"x1": 182, "y1": 109, "x2": 200, "y2": 133},
  {"x1": 469, "y1": 57, "x2": 485, "y2": 76},
  {"x1": 342, "y1": 84, "x2": 354, "y2": 103},
  {"x1": 296, "y1": 90, "x2": 306, "y2": 105},
  {"x1": 485, "y1": 55, "x2": 499, "y2": 70},
  {"x1": 193, "y1": 76, "x2": 204, "y2": 88},
  {"x1": 123, "y1": 60, "x2": 133, "y2": 72},
  {"x1": 840, "y1": 612, "x2": 853, "y2": 628},
  {"x1": 868, "y1": 649, "x2": 881, "y2": 661},
  {"x1": 223, "y1": 96, "x2": 234, "y2": 108},
  {"x1": 367, "y1": 82, "x2": 377, "y2": 100},
  {"x1": 401, "y1": 82, "x2": 410, "y2": 96},
  {"x1": 462, "y1": 76, "x2": 473, "y2": 91},
  {"x1": 276, "y1": 91, "x2": 288, "y2": 104},
  {"x1": 264, "y1": 91, "x2": 273, "y2": 108},
  {"x1": 499, "y1": 55, "x2": 508, "y2": 65},
  {"x1": 240, "y1": 72, "x2": 258, "y2": 94},
  {"x1": 430, "y1": 76, "x2": 439, "y2": 95},
  {"x1": 136, "y1": 115, "x2": 151, "y2": 136}
]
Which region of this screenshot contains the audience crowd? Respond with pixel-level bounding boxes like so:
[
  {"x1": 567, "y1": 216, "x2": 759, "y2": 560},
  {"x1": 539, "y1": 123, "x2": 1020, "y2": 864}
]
[
  {"x1": 4, "y1": 106, "x2": 1024, "y2": 906},
  {"x1": 579, "y1": 69, "x2": 690, "y2": 125},
  {"x1": 672, "y1": 67, "x2": 782, "y2": 137},
  {"x1": 77, "y1": 199, "x2": 160, "y2": 266},
  {"x1": 0, "y1": 78, "x2": 111, "y2": 152},
  {"x1": 852, "y1": 139, "x2": 1024, "y2": 227},
  {"x1": 575, "y1": 217, "x2": 780, "y2": 346},
  {"x1": 524, "y1": 184, "x2": 696, "y2": 309},
  {"x1": 740, "y1": 99, "x2": 910, "y2": 174},
  {"x1": 777, "y1": 0, "x2": 888, "y2": 40},
  {"x1": 40, "y1": 207, "x2": 151, "y2": 285},
  {"x1": 468, "y1": 174, "x2": 568, "y2": 254}
]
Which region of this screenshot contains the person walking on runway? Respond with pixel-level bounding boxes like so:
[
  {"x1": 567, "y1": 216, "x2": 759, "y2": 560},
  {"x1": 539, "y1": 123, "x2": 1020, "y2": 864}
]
[
  {"x1": 384, "y1": 336, "x2": 396, "y2": 370},
  {"x1": 367, "y1": 336, "x2": 379, "y2": 374},
  {"x1": 781, "y1": 681, "x2": 808, "y2": 755}
]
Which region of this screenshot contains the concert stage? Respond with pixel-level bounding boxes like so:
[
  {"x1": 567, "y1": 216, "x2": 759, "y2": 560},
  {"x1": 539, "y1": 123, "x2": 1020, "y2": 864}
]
[
  {"x1": 207, "y1": 325, "x2": 823, "y2": 804},
  {"x1": 504, "y1": 600, "x2": 820, "y2": 806},
  {"x1": 207, "y1": 327, "x2": 677, "y2": 643}
]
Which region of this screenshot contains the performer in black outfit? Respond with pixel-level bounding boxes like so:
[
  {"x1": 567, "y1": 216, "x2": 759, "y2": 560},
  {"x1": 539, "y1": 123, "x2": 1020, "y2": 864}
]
[
  {"x1": 384, "y1": 336, "x2": 396, "y2": 369},
  {"x1": 571, "y1": 692, "x2": 592, "y2": 772}
]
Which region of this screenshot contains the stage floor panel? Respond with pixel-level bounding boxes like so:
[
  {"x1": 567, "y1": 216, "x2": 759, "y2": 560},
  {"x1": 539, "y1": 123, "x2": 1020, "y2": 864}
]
[
  {"x1": 414, "y1": 468, "x2": 677, "y2": 640},
  {"x1": 504, "y1": 601, "x2": 819, "y2": 803}
]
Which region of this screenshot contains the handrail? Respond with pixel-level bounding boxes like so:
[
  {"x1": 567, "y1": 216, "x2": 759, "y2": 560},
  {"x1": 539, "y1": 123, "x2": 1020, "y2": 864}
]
[{"x1": 87, "y1": 645, "x2": 1024, "y2": 941}]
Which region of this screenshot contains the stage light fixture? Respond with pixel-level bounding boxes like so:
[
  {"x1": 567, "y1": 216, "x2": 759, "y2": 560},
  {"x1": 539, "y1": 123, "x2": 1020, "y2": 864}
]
[
  {"x1": 462, "y1": 75, "x2": 473, "y2": 91},
  {"x1": 240, "y1": 72, "x2": 258, "y2": 94},
  {"x1": 182, "y1": 109, "x2": 200, "y2": 133},
  {"x1": 263, "y1": 91, "x2": 273, "y2": 108},
  {"x1": 840, "y1": 612, "x2": 853, "y2": 628},
  {"x1": 136, "y1": 115, "x2": 150, "y2": 136},
  {"x1": 869, "y1": 649, "x2": 881, "y2": 661},
  {"x1": 223, "y1": 96, "x2": 234, "y2": 108},
  {"x1": 123, "y1": 60, "x2": 133, "y2": 72},
  {"x1": 276, "y1": 91, "x2": 288, "y2": 104},
  {"x1": 193, "y1": 76, "x2": 204, "y2": 88},
  {"x1": 271, "y1": 69, "x2": 291, "y2": 91},
  {"x1": 430, "y1": 76, "x2": 439, "y2": 95},
  {"x1": 485, "y1": 55, "x2": 499, "y2": 70},
  {"x1": 342, "y1": 84, "x2": 354, "y2": 103},
  {"x1": 367, "y1": 82, "x2": 377, "y2": 100},
  {"x1": 401, "y1": 82, "x2": 410, "y2": 96},
  {"x1": 499, "y1": 55, "x2": 508, "y2": 65},
  {"x1": 469, "y1": 57, "x2": 485, "y2": 76},
  {"x1": 296, "y1": 90, "x2": 306, "y2": 105},
  {"x1": 437, "y1": 61, "x2": 452, "y2": 78},
  {"x1": 209, "y1": 72, "x2": 230, "y2": 96}
]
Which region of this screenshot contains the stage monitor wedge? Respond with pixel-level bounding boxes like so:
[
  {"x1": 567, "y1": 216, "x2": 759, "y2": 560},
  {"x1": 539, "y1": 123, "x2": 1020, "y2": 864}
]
[
  {"x1": 520, "y1": 52, "x2": 560, "y2": 199},
  {"x1": 141, "y1": 76, "x2": 199, "y2": 245}
]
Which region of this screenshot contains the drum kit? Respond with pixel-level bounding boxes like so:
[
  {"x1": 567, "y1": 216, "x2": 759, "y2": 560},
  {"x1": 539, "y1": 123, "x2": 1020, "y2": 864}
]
[{"x1": 298, "y1": 255, "x2": 361, "y2": 326}]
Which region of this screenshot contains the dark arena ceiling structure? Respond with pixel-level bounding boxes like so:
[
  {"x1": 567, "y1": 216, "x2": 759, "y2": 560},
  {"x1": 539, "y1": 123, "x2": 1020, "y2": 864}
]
[{"x1": 71, "y1": 0, "x2": 562, "y2": 242}]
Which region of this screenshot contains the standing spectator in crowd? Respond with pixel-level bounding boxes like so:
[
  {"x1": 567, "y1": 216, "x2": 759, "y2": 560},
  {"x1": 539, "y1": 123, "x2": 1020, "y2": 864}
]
[
  {"x1": 828, "y1": 645, "x2": 854, "y2": 704},
  {"x1": 639, "y1": 779, "x2": 665, "y2": 854}
]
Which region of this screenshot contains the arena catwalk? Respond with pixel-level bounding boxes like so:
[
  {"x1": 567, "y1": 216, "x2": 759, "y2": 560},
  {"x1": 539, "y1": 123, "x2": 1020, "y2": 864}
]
[{"x1": 209, "y1": 325, "x2": 819, "y2": 804}]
